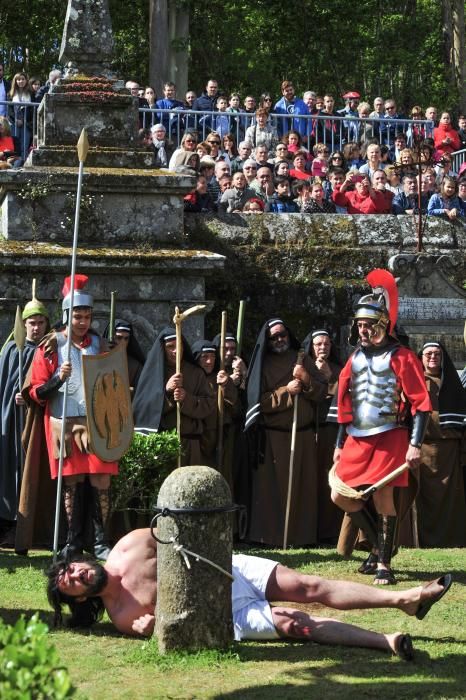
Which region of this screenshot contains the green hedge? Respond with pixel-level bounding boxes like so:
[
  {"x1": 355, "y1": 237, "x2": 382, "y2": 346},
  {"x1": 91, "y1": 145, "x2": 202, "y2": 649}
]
[
  {"x1": 0, "y1": 614, "x2": 75, "y2": 699},
  {"x1": 111, "y1": 430, "x2": 180, "y2": 515}
]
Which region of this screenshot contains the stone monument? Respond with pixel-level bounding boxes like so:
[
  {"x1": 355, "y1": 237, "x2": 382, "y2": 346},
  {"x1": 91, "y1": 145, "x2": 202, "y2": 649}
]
[
  {"x1": 390, "y1": 253, "x2": 466, "y2": 367},
  {"x1": 0, "y1": 0, "x2": 223, "y2": 348},
  {"x1": 155, "y1": 466, "x2": 233, "y2": 652}
]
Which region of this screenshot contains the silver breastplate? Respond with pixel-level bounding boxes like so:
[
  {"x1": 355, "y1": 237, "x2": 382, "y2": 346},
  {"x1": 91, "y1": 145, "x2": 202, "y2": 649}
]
[
  {"x1": 49, "y1": 332, "x2": 101, "y2": 418},
  {"x1": 347, "y1": 347, "x2": 401, "y2": 437}
]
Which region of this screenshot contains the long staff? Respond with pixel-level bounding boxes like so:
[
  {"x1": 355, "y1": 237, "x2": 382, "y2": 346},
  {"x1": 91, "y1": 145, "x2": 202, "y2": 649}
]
[
  {"x1": 216, "y1": 311, "x2": 227, "y2": 470},
  {"x1": 52, "y1": 129, "x2": 89, "y2": 562},
  {"x1": 283, "y1": 349, "x2": 305, "y2": 549},
  {"x1": 108, "y1": 291, "x2": 116, "y2": 343},
  {"x1": 13, "y1": 305, "x2": 26, "y2": 469},
  {"x1": 173, "y1": 304, "x2": 206, "y2": 467},
  {"x1": 236, "y1": 300, "x2": 246, "y2": 358}
]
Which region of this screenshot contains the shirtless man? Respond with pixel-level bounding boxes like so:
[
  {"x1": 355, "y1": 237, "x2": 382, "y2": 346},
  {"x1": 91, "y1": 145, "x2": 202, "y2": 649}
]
[{"x1": 46, "y1": 529, "x2": 452, "y2": 661}]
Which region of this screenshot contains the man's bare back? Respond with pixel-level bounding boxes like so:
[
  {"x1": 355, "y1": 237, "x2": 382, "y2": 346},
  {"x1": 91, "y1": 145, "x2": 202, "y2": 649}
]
[{"x1": 102, "y1": 529, "x2": 157, "y2": 636}]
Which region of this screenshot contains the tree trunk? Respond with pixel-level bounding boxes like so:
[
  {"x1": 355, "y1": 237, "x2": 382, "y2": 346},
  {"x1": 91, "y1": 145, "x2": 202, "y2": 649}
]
[
  {"x1": 452, "y1": 0, "x2": 466, "y2": 113},
  {"x1": 173, "y1": 6, "x2": 189, "y2": 96},
  {"x1": 149, "y1": 0, "x2": 190, "y2": 98},
  {"x1": 149, "y1": 0, "x2": 169, "y2": 96}
]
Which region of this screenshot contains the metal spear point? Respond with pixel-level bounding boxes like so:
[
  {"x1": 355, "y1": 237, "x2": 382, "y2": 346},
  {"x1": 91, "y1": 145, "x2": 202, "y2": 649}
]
[
  {"x1": 172, "y1": 304, "x2": 206, "y2": 467},
  {"x1": 53, "y1": 128, "x2": 89, "y2": 562},
  {"x1": 13, "y1": 305, "x2": 26, "y2": 469}
]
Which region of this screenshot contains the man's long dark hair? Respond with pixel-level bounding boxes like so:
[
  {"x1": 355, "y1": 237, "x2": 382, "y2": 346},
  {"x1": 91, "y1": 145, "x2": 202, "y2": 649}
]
[{"x1": 45, "y1": 554, "x2": 106, "y2": 629}]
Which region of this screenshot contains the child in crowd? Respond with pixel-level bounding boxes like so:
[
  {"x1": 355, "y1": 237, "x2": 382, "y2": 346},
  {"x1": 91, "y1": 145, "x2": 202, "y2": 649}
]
[
  {"x1": 197, "y1": 141, "x2": 211, "y2": 157},
  {"x1": 214, "y1": 96, "x2": 231, "y2": 138},
  {"x1": 264, "y1": 176, "x2": 299, "y2": 212},
  {"x1": 427, "y1": 176, "x2": 464, "y2": 220},
  {"x1": 242, "y1": 198, "x2": 265, "y2": 214},
  {"x1": 343, "y1": 142, "x2": 364, "y2": 170},
  {"x1": 302, "y1": 179, "x2": 336, "y2": 213},
  {"x1": 311, "y1": 143, "x2": 329, "y2": 177},
  {"x1": 325, "y1": 168, "x2": 347, "y2": 212},
  {"x1": 184, "y1": 175, "x2": 215, "y2": 213},
  {"x1": 458, "y1": 178, "x2": 466, "y2": 215},
  {"x1": 292, "y1": 180, "x2": 311, "y2": 210},
  {"x1": 458, "y1": 115, "x2": 466, "y2": 149},
  {"x1": 384, "y1": 165, "x2": 403, "y2": 195},
  {"x1": 219, "y1": 171, "x2": 255, "y2": 213}
]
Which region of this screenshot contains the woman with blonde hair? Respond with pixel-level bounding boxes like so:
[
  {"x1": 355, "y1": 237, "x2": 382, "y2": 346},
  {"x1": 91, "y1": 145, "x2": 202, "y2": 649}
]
[{"x1": 9, "y1": 71, "x2": 32, "y2": 161}]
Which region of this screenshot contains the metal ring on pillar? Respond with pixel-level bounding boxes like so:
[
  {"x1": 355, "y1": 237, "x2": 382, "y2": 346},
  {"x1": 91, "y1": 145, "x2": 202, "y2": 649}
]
[{"x1": 150, "y1": 510, "x2": 181, "y2": 545}]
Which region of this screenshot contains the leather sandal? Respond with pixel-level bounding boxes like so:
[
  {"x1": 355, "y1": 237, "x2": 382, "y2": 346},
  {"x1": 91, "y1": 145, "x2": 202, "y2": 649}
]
[
  {"x1": 394, "y1": 633, "x2": 414, "y2": 661},
  {"x1": 373, "y1": 567, "x2": 397, "y2": 585},
  {"x1": 357, "y1": 552, "x2": 378, "y2": 575},
  {"x1": 415, "y1": 574, "x2": 452, "y2": 620}
]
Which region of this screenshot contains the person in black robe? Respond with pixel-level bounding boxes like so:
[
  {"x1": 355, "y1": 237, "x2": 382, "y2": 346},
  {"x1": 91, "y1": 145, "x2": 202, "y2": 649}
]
[
  {"x1": 132, "y1": 327, "x2": 215, "y2": 466},
  {"x1": 103, "y1": 318, "x2": 146, "y2": 395},
  {"x1": 0, "y1": 294, "x2": 49, "y2": 547}
]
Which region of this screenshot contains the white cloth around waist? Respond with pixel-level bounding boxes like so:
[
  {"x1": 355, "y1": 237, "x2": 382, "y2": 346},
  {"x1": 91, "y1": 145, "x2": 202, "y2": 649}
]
[{"x1": 231, "y1": 553, "x2": 279, "y2": 641}]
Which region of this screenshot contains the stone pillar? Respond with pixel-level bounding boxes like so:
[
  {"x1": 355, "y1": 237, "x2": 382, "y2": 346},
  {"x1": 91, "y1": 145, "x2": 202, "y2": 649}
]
[{"x1": 155, "y1": 466, "x2": 233, "y2": 652}]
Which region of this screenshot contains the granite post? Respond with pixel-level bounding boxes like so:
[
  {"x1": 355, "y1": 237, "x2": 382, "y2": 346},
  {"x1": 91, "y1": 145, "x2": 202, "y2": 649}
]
[{"x1": 155, "y1": 466, "x2": 233, "y2": 652}]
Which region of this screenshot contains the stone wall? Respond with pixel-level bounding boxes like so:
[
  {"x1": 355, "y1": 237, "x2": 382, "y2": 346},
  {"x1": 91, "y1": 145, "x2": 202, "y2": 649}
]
[{"x1": 185, "y1": 213, "x2": 466, "y2": 364}]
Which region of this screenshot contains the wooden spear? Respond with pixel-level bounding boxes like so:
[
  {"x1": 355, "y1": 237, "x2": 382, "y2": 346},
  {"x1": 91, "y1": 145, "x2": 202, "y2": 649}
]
[
  {"x1": 173, "y1": 303, "x2": 206, "y2": 467},
  {"x1": 236, "y1": 300, "x2": 246, "y2": 358},
  {"x1": 283, "y1": 349, "x2": 305, "y2": 550},
  {"x1": 13, "y1": 305, "x2": 26, "y2": 469},
  {"x1": 108, "y1": 291, "x2": 116, "y2": 343},
  {"x1": 216, "y1": 311, "x2": 227, "y2": 471}
]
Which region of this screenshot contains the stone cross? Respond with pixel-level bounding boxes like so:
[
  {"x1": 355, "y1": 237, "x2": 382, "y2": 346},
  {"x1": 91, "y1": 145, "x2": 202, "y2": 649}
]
[
  {"x1": 155, "y1": 466, "x2": 233, "y2": 652},
  {"x1": 59, "y1": 0, "x2": 115, "y2": 78}
]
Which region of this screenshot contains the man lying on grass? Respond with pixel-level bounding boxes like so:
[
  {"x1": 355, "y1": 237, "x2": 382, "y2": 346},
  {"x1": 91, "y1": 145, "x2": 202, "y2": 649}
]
[{"x1": 46, "y1": 528, "x2": 452, "y2": 662}]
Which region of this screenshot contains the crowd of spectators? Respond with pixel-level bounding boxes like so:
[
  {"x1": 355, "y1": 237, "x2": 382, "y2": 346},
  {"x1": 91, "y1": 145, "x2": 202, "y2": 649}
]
[
  {"x1": 134, "y1": 77, "x2": 466, "y2": 219},
  {"x1": 1, "y1": 64, "x2": 466, "y2": 220}
]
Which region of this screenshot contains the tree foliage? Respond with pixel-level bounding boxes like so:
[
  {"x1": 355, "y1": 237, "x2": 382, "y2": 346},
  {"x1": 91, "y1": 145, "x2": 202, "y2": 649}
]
[{"x1": 0, "y1": 0, "x2": 463, "y2": 111}]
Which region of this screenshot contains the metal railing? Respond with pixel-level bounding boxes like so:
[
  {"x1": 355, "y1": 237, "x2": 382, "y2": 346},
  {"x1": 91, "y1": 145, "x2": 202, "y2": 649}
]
[
  {"x1": 451, "y1": 148, "x2": 466, "y2": 175},
  {"x1": 140, "y1": 107, "x2": 435, "y2": 152},
  {"x1": 1, "y1": 99, "x2": 455, "y2": 169}
]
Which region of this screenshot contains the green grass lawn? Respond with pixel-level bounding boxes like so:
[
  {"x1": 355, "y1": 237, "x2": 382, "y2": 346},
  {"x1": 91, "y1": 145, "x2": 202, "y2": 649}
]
[{"x1": 1, "y1": 545, "x2": 465, "y2": 700}]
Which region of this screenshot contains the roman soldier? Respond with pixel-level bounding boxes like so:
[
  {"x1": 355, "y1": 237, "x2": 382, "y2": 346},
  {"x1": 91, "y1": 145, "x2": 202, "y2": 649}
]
[
  {"x1": 26, "y1": 275, "x2": 117, "y2": 560},
  {"x1": 331, "y1": 270, "x2": 431, "y2": 584}
]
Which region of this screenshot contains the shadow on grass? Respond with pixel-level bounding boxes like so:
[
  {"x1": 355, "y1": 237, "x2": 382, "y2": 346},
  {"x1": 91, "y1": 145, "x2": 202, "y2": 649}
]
[
  {"x1": 218, "y1": 643, "x2": 466, "y2": 699},
  {"x1": 0, "y1": 550, "x2": 53, "y2": 571}
]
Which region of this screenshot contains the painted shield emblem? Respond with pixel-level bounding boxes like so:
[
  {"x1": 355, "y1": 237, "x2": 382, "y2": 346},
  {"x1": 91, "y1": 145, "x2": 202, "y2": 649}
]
[{"x1": 82, "y1": 342, "x2": 134, "y2": 461}]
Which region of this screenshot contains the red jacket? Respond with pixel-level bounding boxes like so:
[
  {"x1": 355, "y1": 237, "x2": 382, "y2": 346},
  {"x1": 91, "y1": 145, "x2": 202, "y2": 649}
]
[
  {"x1": 332, "y1": 186, "x2": 388, "y2": 214},
  {"x1": 434, "y1": 124, "x2": 461, "y2": 157}
]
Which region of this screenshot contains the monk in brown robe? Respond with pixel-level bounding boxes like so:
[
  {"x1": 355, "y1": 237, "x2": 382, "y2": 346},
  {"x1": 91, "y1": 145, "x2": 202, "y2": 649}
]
[{"x1": 245, "y1": 319, "x2": 327, "y2": 546}]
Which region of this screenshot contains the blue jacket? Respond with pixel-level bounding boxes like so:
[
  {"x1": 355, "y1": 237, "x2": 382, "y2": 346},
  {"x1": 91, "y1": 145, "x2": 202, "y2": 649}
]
[
  {"x1": 427, "y1": 193, "x2": 465, "y2": 217},
  {"x1": 273, "y1": 97, "x2": 309, "y2": 137},
  {"x1": 155, "y1": 98, "x2": 184, "y2": 135}
]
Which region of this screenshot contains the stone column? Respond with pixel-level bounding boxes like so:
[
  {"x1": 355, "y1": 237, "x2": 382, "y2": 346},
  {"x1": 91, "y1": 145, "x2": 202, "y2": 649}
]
[{"x1": 155, "y1": 466, "x2": 233, "y2": 652}]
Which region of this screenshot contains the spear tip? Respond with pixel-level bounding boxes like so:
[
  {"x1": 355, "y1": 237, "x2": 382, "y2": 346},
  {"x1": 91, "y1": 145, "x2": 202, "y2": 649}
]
[{"x1": 77, "y1": 128, "x2": 89, "y2": 163}]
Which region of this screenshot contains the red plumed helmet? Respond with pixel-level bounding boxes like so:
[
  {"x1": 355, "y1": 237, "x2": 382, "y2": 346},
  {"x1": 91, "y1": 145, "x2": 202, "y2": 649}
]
[{"x1": 61, "y1": 273, "x2": 93, "y2": 323}]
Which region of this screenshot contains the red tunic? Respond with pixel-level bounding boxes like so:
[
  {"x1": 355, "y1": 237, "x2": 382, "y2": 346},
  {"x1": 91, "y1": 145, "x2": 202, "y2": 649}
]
[
  {"x1": 29, "y1": 333, "x2": 118, "y2": 479},
  {"x1": 336, "y1": 346, "x2": 431, "y2": 487}
]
